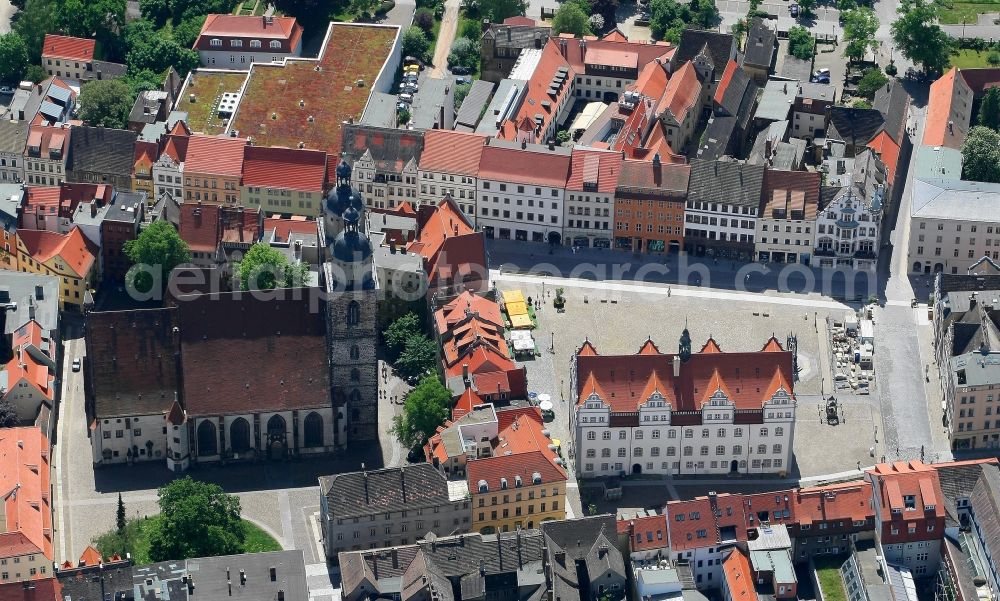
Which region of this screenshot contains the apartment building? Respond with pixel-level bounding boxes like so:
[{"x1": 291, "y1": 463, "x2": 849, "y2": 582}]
[
  {"x1": 480, "y1": 18, "x2": 552, "y2": 83},
  {"x1": 754, "y1": 169, "x2": 821, "y2": 264},
  {"x1": 815, "y1": 150, "x2": 887, "y2": 271},
  {"x1": 193, "y1": 14, "x2": 303, "y2": 68},
  {"x1": 241, "y1": 145, "x2": 327, "y2": 217},
  {"x1": 867, "y1": 461, "x2": 946, "y2": 576},
  {"x1": 909, "y1": 179, "x2": 1000, "y2": 275},
  {"x1": 15, "y1": 227, "x2": 95, "y2": 311},
  {"x1": 468, "y1": 406, "x2": 567, "y2": 534},
  {"x1": 42, "y1": 34, "x2": 125, "y2": 82},
  {"x1": 497, "y1": 40, "x2": 575, "y2": 145},
  {"x1": 791, "y1": 83, "x2": 835, "y2": 141},
  {"x1": 1, "y1": 320, "x2": 56, "y2": 423},
  {"x1": 665, "y1": 492, "x2": 749, "y2": 587},
  {"x1": 183, "y1": 134, "x2": 246, "y2": 205},
  {"x1": 558, "y1": 31, "x2": 675, "y2": 103},
  {"x1": 24, "y1": 125, "x2": 69, "y2": 186},
  {"x1": 132, "y1": 142, "x2": 155, "y2": 197},
  {"x1": 319, "y1": 463, "x2": 469, "y2": 560},
  {"x1": 670, "y1": 29, "x2": 738, "y2": 115},
  {"x1": 65, "y1": 126, "x2": 138, "y2": 190},
  {"x1": 659, "y1": 62, "x2": 704, "y2": 154},
  {"x1": 477, "y1": 139, "x2": 571, "y2": 243},
  {"x1": 153, "y1": 121, "x2": 190, "y2": 202},
  {"x1": 0, "y1": 120, "x2": 26, "y2": 183},
  {"x1": 684, "y1": 159, "x2": 764, "y2": 259},
  {"x1": 932, "y1": 274, "x2": 1000, "y2": 449},
  {"x1": 613, "y1": 157, "x2": 689, "y2": 254},
  {"x1": 343, "y1": 124, "x2": 422, "y2": 211},
  {"x1": 416, "y1": 129, "x2": 486, "y2": 219},
  {"x1": 0, "y1": 427, "x2": 52, "y2": 583},
  {"x1": 571, "y1": 330, "x2": 796, "y2": 479},
  {"x1": 564, "y1": 147, "x2": 620, "y2": 249}
]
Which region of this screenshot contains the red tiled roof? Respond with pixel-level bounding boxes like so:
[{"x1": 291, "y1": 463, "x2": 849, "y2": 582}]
[
  {"x1": 159, "y1": 124, "x2": 191, "y2": 164},
  {"x1": 959, "y1": 68, "x2": 1000, "y2": 95},
  {"x1": 26, "y1": 125, "x2": 69, "y2": 157},
  {"x1": 867, "y1": 460, "x2": 945, "y2": 521},
  {"x1": 5, "y1": 321, "x2": 55, "y2": 403},
  {"x1": 722, "y1": 548, "x2": 754, "y2": 601},
  {"x1": 243, "y1": 145, "x2": 327, "y2": 192},
  {"x1": 567, "y1": 148, "x2": 622, "y2": 193},
  {"x1": 700, "y1": 338, "x2": 722, "y2": 353},
  {"x1": 178, "y1": 203, "x2": 262, "y2": 253},
  {"x1": 867, "y1": 131, "x2": 900, "y2": 183},
  {"x1": 0, "y1": 577, "x2": 61, "y2": 601},
  {"x1": 264, "y1": 216, "x2": 316, "y2": 242},
  {"x1": 409, "y1": 197, "x2": 484, "y2": 288},
  {"x1": 617, "y1": 159, "x2": 690, "y2": 191},
  {"x1": 498, "y1": 40, "x2": 575, "y2": 143},
  {"x1": 195, "y1": 14, "x2": 303, "y2": 51},
  {"x1": 923, "y1": 68, "x2": 972, "y2": 150},
  {"x1": 77, "y1": 546, "x2": 103, "y2": 567},
  {"x1": 714, "y1": 59, "x2": 740, "y2": 105},
  {"x1": 17, "y1": 227, "x2": 95, "y2": 278},
  {"x1": 503, "y1": 16, "x2": 538, "y2": 25},
  {"x1": 667, "y1": 493, "x2": 747, "y2": 551},
  {"x1": 661, "y1": 61, "x2": 701, "y2": 124},
  {"x1": 618, "y1": 514, "x2": 669, "y2": 552},
  {"x1": 761, "y1": 169, "x2": 821, "y2": 221},
  {"x1": 0, "y1": 427, "x2": 52, "y2": 562},
  {"x1": 434, "y1": 291, "x2": 503, "y2": 333},
  {"x1": 451, "y1": 388, "x2": 486, "y2": 420},
  {"x1": 575, "y1": 336, "x2": 795, "y2": 411},
  {"x1": 42, "y1": 34, "x2": 95, "y2": 62},
  {"x1": 638, "y1": 338, "x2": 661, "y2": 355},
  {"x1": 578, "y1": 340, "x2": 598, "y2": 356},
  {"x1": 185, "y1": 134, "x2": 247, "y2": 177},
  {"x1": 793, "y1": 481, "x2": 873, "y2": 526},
  {"x1": 478, "y1": 143, "x2": 571, "y2": 188},
  {"x1": 467, "y1": 407, "x2": 565, "y2": 492},
  {"x1": 558, "y1": 34, "x2": 673, "y2": 76},
  {"x1": 419, "y1": 130, "x2": 487, "y2": 176}
]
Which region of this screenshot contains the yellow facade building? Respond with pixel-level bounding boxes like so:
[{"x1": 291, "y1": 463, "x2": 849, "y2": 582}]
[{"x1": 15, "y1": 227, "x2": 95, "y2": 310}]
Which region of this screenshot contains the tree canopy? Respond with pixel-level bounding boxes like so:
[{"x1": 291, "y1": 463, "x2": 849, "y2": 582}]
[
  {"x1": 78, "y1": 79, "x2": 134, "y2": 129},
  {"x1": 13, "y1": 0, "x2": 59, "y2": 63},
  {"x1": 123, "y1": 220, "x2": 191, "y2": 293},
  {"x1": 856, "y1": 67, "x2": 888, "y2": 99},
  {"x1": 147, "y1": 477, "x2": 245, "y2": 562},
  {"x1": 979, "y1": 87, "x2": 1000, "y2": 131},
  {"x1": 396, "y1": 335, "x2": 438, "y2": 382},
  {"x1": 841, "y1": 7, "x2": 879, "y2": 63},
  {"x1": 0, "y1": 34, "x2": 30, "y2": 85},
  {"x1": 552, "y1": 3, "x2": 592, "y2": 36},
  {"x1": 0, "y1": 398, "x2": 18, "y2": 428},
  {"x1": 402, "y1": 26, "x2": 431, "y2": 62},
  {"x1": 463, "y1": 0, "x2": 530, "y2": 24},
  {"x1": 385, "y1": 312, "x2": 423, "y2": 361},
  {"x1": 390, "y1": 376, "x2": 451, "y2": 447},
  {"x1": 962, "y1": 126, "x2": 1000, "y2": 183},
  {"x1": 890, "y1": 0, "x2": 953, "y2": 74},
  {"x1": 235, "y1": 243, "x2": 308, "y2": 291},
  {"x1": 648, "y1": 0, "x2": 691, "y2": 42},
  {"x1": 787, "y1": 26, "x2": 815, "y2": 60},
  {"x1": 449, "y1": 37, "x2": 481, "y2": 70}
]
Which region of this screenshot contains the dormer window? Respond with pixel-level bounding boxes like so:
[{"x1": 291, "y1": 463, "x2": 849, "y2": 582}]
[
  {"x1": 904, "y1": 495, "x2": 915, "y2": 510},
  {"x1": 532, "y1": 472, "x2": 542, "y2": 485},
  {"x1": 477, "y1": 479, "x2": 488, "y2": 493},
  {"x1": 270, "y1": 40, "x2": 281, "y2": 49},
  {"x1": 210, "y1": 38, "x2": 222, "y2": 47},
  {"x1": 250, "y1": 40, "x2": 261, "y2": 48},
  {"x1": 515, "y1": 475, "x2": 522, "y2": 488},
  {"x1": 500, "y1": 477, "x2": 508, "y2": 489},
  {"x1": 231, "y1": 39, "x2": 243, "y2": 47}
]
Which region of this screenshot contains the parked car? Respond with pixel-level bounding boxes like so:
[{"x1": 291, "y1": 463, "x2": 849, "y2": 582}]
[
  {"x1": 399, "y1": 93, "x2": 413, "y2": 103},
  {"x1": 790, "y1": 3, "x2": 799, "y2": 15},
  {"x1": 635, "y1": 11, "x2": 650, "y2": 23},
  {"x1": 0, "y1": 86, "x2": 13, "y2": 95},
  {"x1": 451, "y1": 66, "x2": 471, "y2": 75},
  {"x1": 455, "y1": 76, "x2": 471, "y2": 85},
  {"x1": 72, "y1": 358, "x2": 81, "y2": 372}
]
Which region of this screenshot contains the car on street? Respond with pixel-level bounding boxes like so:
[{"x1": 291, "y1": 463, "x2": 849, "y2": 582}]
[
  {"x1": 72, "y1": 358, "x2": 81, "y2": 372},
  {"x1": 451, "y1": 66, "x2": 471, "y2": 75},
  {"x1": 790, "y1": 3, "x2": 799, "y2": 16},
  {"x1": 636, "y1": 11, "x2": 650, "y2": 24},
  {"x1": 455, "y1": 76, "x2": 471, "y2": 85},
  {"x1": 0, "y1": 87, "x2": 14, "y2": 95}
]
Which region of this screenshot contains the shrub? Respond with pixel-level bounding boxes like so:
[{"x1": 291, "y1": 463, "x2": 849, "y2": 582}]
[{"x1": 415, "y1": 7, "x2": 435, "y2": 31}]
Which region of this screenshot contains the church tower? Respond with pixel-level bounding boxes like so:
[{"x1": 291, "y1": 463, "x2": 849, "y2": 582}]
[
  {"x1": 323, "y1": 161, "x2": 379, "y2": 444},
  {"x1": 679, "y1": 326, "x2": 692, "y2": 362}
]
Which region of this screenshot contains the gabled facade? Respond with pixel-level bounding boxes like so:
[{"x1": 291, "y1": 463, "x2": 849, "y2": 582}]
[
  {"x1": 342, "y1": 124, "x2": 423, "y2": 211},
  {"x1": 0, "y1": 427, "x2": 53, "y2": 582},
  {"x1": 684, "y1": 159, "x2": 764, "y2": 260},
  {"x1": 564, "y1": 147, "x2": 621, "y2": 248},
  {"x1": 153, "y1": 120, "x2": 190, "y2": 202},
  {"x1": 815, "y1": 149, "x2": 887, "y2": 271},
  {"x1": 194, "y1": 14, "x2": 304, "y2": 68},
  {"x1": 24, "y1": 125, "x2": 69, "y2": 187},
  {"x1": 613, "y1": 157, "x2": 689, "y2": 254},
  {"x1": 867, "y1": 460, "x2": 946, "y2": 576},
  {"x1": 1, "y1": 321, "x2": 56, "y2": 423},
  {"x1": 754, "y1": 168, "x2": 821, "y2": 264},
  {"x1": 15, "y1": 227, "x2": 95, "y2": 310},
  {"x1": 571, "y1": 331, "x2": 796, "y2": 479},
  {"x1": 183, "y1": 134, "x2": 247, "y2": 206},
  {"x1": 416, "y1": 129, "x2": 486, "y2": 219},
  {"x1": 241, "y1": 145, "x2": 327, "y2": 217}
]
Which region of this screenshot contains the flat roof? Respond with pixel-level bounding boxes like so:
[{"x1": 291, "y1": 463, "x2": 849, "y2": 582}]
[
  {"x1": 912, "y1": 177, "x2": 1000, "y2": 221},
  {"x1": 229, "y1": 23, "x2": 399, "y2": 161},
  {"x1": 177, "y1": 70, "x2": 250, "y2": 135},
  {"x1": 912, "y1": 145, "x2": 963, "y2": 181}
]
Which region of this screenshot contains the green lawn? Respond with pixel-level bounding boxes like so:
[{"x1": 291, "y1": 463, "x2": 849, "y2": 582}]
[
  {"x1": 95, "y1": 516, "x2": 281, "y2": 565},
  {"x1": 814, "y1": 558, "x2": 849, "y2": 601},
  {"x1": 950, "y1": 49, "x2": 1000, "y2": 68},
  {"x1": 936, "y1": 0, "x2": 1000, "y2": 23}
]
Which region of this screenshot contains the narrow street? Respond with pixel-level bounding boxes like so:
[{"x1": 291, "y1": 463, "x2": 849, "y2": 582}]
[{"x1": 429, "y1": 0, "x2": 461, "y2": 78}]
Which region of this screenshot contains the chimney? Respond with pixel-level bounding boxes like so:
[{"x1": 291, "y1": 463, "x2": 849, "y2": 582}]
[
  {"x1": 653, "y1": 153, "x2": 661, "y2": 167},
  {"x1": 269, "y1": 567, "x2": 276, "y2": 582},
  {"x1": 673, "y1": 355, "x2": 681, "y2": 377},
  {"x1": 90, "y1": 202, "x2": 97, "y2": 218},
  {"x1": 239, "y1": 570, "x2": 246, "y2": 586},
  {"x1": 391, "y1": 549, "x2": 399, "y2": 569},
  {"x1": 277, "y1": 592, "x2": 284, "y2": 601},
  {"x1": 548, "y1": 140, "x2": 555, "y2": 151},
  {"x1": 463, "y1": 363, "x2": 470, "y2": 384}
]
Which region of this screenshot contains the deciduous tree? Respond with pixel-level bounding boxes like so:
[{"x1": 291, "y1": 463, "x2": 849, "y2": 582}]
[
  {"x1": 390, "y1": 376, "x2": 451, "y2": 447},
  {"x1": 891, "y1": 0, "x2": 953, "y2": 75},
  {"x1": 841, "y1": 7, "x2": 879, "y2": 63},
  {"x1": 13, "y1": 0, "x2": 58, "y2": 63},
  {"x1": 0, "y1": 33, "x2": 29, "y2": 85},
  {"x1": 235, "y1": 242, "x2": 308, "y2": 291},
  {"x1": 402, "y1": 26, "x2": 430, "y2": 62},
  {"x1": 396, "y1": 335, "x2": 438, "y2": 382},
  {"x1": 78, "y1": 79, "x2": 133, "y2": 129},
  {"x1": 147, "y1": 478, "x2": 245, "y2": 562},
  {"x1": 787, "y1": 26, "x2": 814, "y2": 60},
  {"x1": 979, "y1": 87, "x2": 1000, "y2": 131},
  {"x1": 553, "y1": 3, "x2": 591, "y2": 35},
  {"x1": 856, "y1": 67, "x2": 888, "y2": 99},
  {"x1": 962, "y1": 126, "x2": 1000, "y2": 183},
  {"x1": 0, "y1": 398, "x2": 18, "y2": 428},
  {"x1": 384, "y1": 312, "x2": 422, "y2": 360},
  {"x1": 123, "y1": 220, "x2": 191, "y2": 293}
]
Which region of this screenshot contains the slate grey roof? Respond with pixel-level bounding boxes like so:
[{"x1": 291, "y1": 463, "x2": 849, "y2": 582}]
[
  {"x1": 67, "y1": 125, "x2": 138, "y2": 177},
  {"x1": 756, "y1": 80, "x2": 795, "y2": 123},
  {"x1": 687, "y1": 159, "x2": 765, "y2": 208},
  {"x1": 912, "y1": 178, "x2": 1000, "y2": 222},
  {"x1": 185, "y1": 551, "x2": 308, "y2": 601},
  {"x1": 696, "y1": 115, "x2": 737, "y2": 160},
  {"x1": 971, "y1": 465, "x2": 1000, "y2": 561},
  {"x1": 455, "y1": 80, "x2": 495, "y2": 130},
  {"x1": 319, "y1": 463, "x2": 451, "y2": 519},
  {"x1": 57, "y1": 559, "x2": 135, "y2": 601},
  {"x1": 411, "y1": 77, "x2": 451, "y2": 130},
  {"x1": 872, "y1": 79, "x2": 910, "y2": 145},
  {"x1": 360, "y1": 92, "x2": 397, "y2": 128},
  {"x1": 543, "y1": 516, "x2": 626, "y2": 601},
  {"x1": 780, "y1": 56, "x2": 812, "y2": 81},
  {"x1": 129, "y1": 90, "x2": 168, "y2": 126},
  {"x1": 105, "y1": 191, "x2": 146, "y2": 224},
  {"x1": 341, "y1": 122, "x2": 424, "y2": 170},
  {"x1": 91, "y1": 60, "x2": 128, "y2": 80},
  {"x1": 0, "y1": 119, "x2": 28, "y2": 154},
  {"x1": 940, "y1": 274, "x2": 1000, "y2": 295},
  {"x1": 743, "y1": 19, "x2": 776, "y2": 69},
  {"x1": 483, "y1": 23, "x2": 551, "y2": 50},
  {"x1": 0, "y1": 272, "x2": 59, "y2": 338},
  {"x1": 675, "y1": 29, "x2": 736, "y2": 75},
  {"x1": 819, "y1": 185, "x2": 843, "y2": 211},
  {"x1": 717, "y1": 65, "x2": 753, "y2": 117},
  {"x1": 827, "y1": 107, "x2": 885, "y2": 147}
]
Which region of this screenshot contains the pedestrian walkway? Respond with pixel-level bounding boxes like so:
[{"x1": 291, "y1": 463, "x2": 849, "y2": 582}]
[{"x1": 491, "y1": 270, "x2": 851, "y2": 310}]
